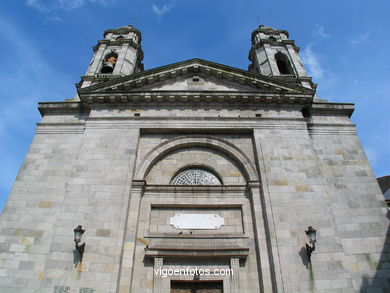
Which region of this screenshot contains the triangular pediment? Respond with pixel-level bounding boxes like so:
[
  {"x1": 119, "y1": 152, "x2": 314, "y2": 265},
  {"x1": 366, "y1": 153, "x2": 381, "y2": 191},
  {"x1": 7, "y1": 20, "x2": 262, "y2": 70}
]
[
  {"x1": 79, "y1": 58, "x2": 314, "y2": 95},
  {"x1": 132, "y1": 74, "x2": 257, "y2": 92}
]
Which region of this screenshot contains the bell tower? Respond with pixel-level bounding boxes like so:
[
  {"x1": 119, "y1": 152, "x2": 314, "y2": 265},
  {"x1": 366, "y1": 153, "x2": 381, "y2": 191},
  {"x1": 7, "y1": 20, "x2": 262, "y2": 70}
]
[
  {"x1": 248, "y1": 25, "x2": 315, "y2": 90},
  {"x1": 78, "y1": 24, "x2": 144, "y2": 89}
]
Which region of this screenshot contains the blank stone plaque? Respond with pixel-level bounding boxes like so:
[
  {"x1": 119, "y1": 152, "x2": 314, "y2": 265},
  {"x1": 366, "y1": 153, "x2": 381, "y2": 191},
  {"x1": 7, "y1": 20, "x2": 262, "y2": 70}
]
[{"x1": 170, "y1": 214, "x2": 224, "y2": 230}]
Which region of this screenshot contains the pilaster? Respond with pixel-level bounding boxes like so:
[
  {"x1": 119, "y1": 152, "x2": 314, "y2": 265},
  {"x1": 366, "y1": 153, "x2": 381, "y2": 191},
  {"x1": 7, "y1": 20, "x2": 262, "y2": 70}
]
[{"x1": 117, "y1": 180, "x2": 146, "y2": 293}]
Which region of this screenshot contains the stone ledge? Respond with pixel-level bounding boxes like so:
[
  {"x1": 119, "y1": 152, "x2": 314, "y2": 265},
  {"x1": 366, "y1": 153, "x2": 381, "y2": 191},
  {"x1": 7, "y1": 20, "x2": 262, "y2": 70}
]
[
  {"x1": 145, "y1": 234, "x2": 248, "y2": 239},
  {"x1": 145, "y1": 185, "x2": 247, "y2": 193},
  {"x1": 145, "y1": 247, "x2": 249, "y2": 259},
  {"x1": 308, "y1": 102, "x2": 355, "y2": 117},
  {"x1": 38, "y1": 102, "x2": 89, "y2": 116},
  {"x1": 79, "y1": 92, "x2": 312, "y2": 105},
  {"x1": 36, "y1": 122, "x2": 85, "y2": 134}
]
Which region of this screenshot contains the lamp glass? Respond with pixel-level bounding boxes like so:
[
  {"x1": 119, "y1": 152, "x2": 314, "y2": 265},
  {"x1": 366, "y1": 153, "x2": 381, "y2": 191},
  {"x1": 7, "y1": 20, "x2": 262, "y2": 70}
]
[
  {"x1": 305, "y1": 226, "x2": 316, "y2": 243},
  {"x1": 308, "y1": 231, "x2": 316, "y2": 242},
  {"x1": 74, "y1": 231, "x2": 82, "y2": 241},
  {"x1": 73, "y1": 226, "x2": 85, "y2": 242}
]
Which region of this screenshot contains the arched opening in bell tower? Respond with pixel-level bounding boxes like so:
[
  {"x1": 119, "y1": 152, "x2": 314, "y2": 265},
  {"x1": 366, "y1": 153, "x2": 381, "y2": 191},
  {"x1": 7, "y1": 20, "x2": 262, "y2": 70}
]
[
  {"x1": 101, "y1": 52, "x2": 118, "y2": 73},
  {"x1": 275, "y1": 52, "x2": 293, "y2": 75}
]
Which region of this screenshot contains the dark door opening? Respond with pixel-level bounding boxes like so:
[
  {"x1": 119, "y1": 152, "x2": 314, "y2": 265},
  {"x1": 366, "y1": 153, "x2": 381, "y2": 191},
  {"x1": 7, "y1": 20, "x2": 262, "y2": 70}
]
[{"x1": 170, "y1": 280, "x2": 223, "y2": 293}]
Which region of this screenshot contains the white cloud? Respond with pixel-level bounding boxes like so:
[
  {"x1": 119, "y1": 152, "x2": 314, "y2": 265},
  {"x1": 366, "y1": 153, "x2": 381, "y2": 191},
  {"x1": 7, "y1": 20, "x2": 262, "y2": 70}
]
[
  {"x1": 152, "y1": 3, "x2": 173, "y2": 16},
  {"x1": 313, "y1": 26, "x2": 330, "y2": 39},
  {"x1": 351, "y1": 32, "x2": 370, "y2": 45},
  {"x1": 301, "y1": 46, "x2": 325, "y2": 80},
  {"x1": 26, "y1": 0, "x2": 111, "y2": 13}
]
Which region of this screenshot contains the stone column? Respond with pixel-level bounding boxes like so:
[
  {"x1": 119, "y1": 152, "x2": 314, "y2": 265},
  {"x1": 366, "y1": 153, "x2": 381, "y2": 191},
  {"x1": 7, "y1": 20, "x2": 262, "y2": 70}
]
[{"x1": 153, "y1": 257, "x2": 164, "y2": 293}]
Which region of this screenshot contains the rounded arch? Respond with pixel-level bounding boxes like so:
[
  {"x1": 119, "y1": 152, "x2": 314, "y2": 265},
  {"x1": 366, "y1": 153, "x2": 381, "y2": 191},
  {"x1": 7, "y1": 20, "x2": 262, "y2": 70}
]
[
  {"x1": 135, "y1": 135, "x2": 258, "y2": 182},
  {"x1": 101, "y1": 51, "x2": 118, "y2": 73},
  {"x1": 274, "y1": 52, "x2": 293, "y2": 75}
]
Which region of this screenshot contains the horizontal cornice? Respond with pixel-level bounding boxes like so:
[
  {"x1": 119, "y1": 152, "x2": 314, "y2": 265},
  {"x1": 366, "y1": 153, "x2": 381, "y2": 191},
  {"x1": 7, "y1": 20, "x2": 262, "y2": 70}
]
[
  {"x1": 307, "y1": 102, "x2": 355, "y2": 118},
  {"x1": 93, "y1": 38, "x2": 140, "y2": 51},
  {"x1": 79, "y1": 91, "x2": 313, "y2": 105}
]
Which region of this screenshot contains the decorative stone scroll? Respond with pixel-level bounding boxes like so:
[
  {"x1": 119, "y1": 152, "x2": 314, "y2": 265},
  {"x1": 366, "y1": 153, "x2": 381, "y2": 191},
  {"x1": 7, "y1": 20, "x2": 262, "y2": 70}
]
[{"x1": 170, "y1": 214, "x2": 224, "y2": 230}]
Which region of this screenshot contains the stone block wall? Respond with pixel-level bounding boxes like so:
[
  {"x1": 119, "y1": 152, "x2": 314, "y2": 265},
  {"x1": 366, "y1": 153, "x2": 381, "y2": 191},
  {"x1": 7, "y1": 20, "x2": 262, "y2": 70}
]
[
  {"x1": 0, "y1": 114, "x2": 140, "y2": 293},
  {"x1": 253, "y1": 111, "x2": 389, "y2": 292},
  {"x1": 310, "y1": 120, "x2": 389, "y2": 292},
  {"x1": 0, "y1": 131, "x2": 83, "y2": 292},
  {"x1": 0, "y1": 103, "x2": 388, "y2": 293}
]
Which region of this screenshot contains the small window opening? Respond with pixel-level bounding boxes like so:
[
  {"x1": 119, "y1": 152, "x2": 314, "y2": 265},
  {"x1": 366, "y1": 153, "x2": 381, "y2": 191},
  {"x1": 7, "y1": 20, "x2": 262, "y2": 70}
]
[
  {"x1": 275, "y1": 52, "x2": 293, "y2": 75},
  {"x1": 192, "y1": 76, "x2": 200, "y2": 82},
  {"x1": 101, "y1": 52, "x2": 118, "y2": 73},
  {"x1": 116, "y1": 35, "x2": 124, "y2": 41},
  {"x1": 255, "y1": 113, "x2": 262, "y2": 118},
  {"x1": 134, "y1": 113, "x2": 140, "y2": 117}
]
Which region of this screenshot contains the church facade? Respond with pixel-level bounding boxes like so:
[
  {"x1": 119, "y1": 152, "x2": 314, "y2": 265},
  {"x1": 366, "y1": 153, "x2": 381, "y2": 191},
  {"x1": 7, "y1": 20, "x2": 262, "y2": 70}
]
[{"x1": 0, "y1": 25, "x2": 388, "y2": 293}]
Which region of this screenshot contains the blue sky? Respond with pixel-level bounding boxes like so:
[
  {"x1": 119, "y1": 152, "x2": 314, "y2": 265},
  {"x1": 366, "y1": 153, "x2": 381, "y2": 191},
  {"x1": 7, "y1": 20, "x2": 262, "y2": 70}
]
[{"x1": 0, "y1": 0, "x2": 389, "y2": 210}]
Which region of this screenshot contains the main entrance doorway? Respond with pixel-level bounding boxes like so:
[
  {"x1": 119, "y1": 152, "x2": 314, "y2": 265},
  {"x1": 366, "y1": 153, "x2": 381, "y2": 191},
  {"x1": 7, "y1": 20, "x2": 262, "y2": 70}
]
[{"x1": 170, "y1": 281, "x2": 223, "y2": 293}]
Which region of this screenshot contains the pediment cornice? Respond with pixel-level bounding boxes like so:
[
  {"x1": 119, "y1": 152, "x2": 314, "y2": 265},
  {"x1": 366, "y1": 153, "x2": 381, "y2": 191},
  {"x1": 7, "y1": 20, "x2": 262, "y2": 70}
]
[{"x1": 78, "y1": 58, "x2": 315, "y2": 99}]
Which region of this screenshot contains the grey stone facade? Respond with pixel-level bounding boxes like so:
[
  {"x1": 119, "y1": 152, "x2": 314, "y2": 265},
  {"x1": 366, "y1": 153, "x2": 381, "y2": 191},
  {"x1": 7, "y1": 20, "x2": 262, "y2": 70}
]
[{"x1": 0, "y1": 25, "x2": 388, "y2": 293}]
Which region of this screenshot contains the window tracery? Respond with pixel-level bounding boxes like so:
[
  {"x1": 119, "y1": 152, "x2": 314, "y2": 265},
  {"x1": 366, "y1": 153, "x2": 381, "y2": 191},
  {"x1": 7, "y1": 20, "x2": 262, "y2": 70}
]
[{"x1": 170, "y1": 168, "x2": 222, "y2": 185}]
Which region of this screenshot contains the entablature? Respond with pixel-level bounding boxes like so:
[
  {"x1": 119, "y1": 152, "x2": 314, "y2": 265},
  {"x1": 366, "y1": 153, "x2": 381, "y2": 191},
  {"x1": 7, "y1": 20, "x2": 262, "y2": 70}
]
[{"x1": 79, "y1": 91, "x2": 313, "y2": 105}]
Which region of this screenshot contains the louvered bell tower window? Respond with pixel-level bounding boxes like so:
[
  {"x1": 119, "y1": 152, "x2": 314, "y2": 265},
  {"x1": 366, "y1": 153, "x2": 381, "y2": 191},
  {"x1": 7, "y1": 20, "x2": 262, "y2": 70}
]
[{"x1": 170, "y1": 168, "x2": 222, "y2": 185}]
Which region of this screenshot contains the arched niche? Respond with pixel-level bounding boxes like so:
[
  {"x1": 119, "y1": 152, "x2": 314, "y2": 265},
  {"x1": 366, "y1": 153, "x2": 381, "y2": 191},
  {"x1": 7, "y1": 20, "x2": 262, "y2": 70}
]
[
  {"x1": 135, "y1": 135, "x2": 258, "y2": 183},
  {"x1": 145, "y1": 147, "x2": 245, "y2": 185}
]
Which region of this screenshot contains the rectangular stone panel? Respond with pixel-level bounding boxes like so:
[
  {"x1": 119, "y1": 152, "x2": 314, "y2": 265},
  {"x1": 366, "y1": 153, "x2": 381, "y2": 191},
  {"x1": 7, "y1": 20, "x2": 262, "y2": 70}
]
[
  {"x1": 170, "y1": 214, "x2": 224, "y2": 230},
  {"x1": 149, "y1": 207, "x2": 244, "y2": 235}
]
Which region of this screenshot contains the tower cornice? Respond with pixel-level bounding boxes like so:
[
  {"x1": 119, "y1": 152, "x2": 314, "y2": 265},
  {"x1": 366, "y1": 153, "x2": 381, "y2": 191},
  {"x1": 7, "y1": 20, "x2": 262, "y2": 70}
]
[{"x1": 103, "y1": 25, "x2": 142, "y2": 41}]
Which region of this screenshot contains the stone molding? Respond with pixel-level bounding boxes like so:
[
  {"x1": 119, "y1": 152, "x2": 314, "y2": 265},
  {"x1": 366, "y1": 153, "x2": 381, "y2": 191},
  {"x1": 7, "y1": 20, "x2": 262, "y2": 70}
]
[
  {"x1": 145, "y1": 185, "x2": 247, "y2": 193},
  {"x1": 251, "y1": 25, "x2": 290, "y2": 38},
  {"x1": 308, "y1": 123, "x2": 357, "y2": 135},
  {"x1": 144, "y1": 247, "x2": 249, "y2": 259},
  {"x1": 94, "y1": 38, "x2": 140, "y2": 50},
  {"x1": 36, "y1": 122, "x2": 85, "y2": 134},
  {"x1": 308, "y1": 102, "x2": 355, "y2": 117},
  {"x1": 103, "y1": 25, "x2": 141, "y2": 39},
  {"x1": 79, "y1": 92, "x2": 313, "y2": 105}
]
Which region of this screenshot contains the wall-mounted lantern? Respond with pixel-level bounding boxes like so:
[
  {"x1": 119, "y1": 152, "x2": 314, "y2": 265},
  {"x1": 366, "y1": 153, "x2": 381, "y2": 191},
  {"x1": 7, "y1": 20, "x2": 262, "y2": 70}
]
[
  {"x1": 73, "y1": 225, "x2": 86, "y2": 263},
  {"x1": 305, "y1": 226, "x2": 317, "y2": 263}
]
